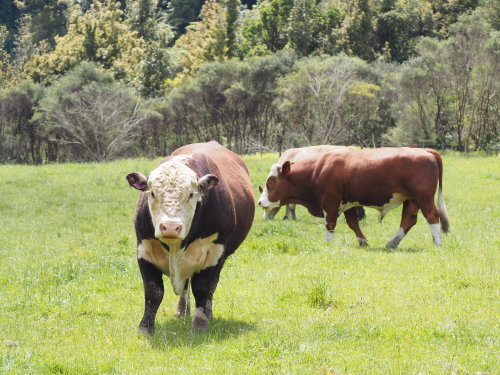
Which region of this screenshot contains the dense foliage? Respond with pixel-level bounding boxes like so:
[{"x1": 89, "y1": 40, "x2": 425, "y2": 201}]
[{"x1": 0, "y1": 0, "x2": 498, "y2": 163}]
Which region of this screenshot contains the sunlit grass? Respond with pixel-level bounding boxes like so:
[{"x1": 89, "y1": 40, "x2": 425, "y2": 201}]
[{"x1": 0, "y1": 153, "x2": 498, "y2": 374}]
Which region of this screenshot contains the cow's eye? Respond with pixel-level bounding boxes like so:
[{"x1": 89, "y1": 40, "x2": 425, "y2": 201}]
[
  {"x1": 150, "y1": 191, "x2": 155, "y2": 199},
  {"x1": 188, "y1": 193, "x2": 194, "y2": 200}
]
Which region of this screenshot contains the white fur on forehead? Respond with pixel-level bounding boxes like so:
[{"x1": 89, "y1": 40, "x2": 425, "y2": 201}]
[
  {"x1": 268, "y1": 164, "x2": 279, "y2": 178},
  {"x1": 148, "y1": 157, "x2": 198, "y2": 208}
]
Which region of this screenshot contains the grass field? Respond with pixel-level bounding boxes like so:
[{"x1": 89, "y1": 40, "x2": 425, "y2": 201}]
[{"x1": 0, "y1": 153, "x2": 498, "y2": 374}]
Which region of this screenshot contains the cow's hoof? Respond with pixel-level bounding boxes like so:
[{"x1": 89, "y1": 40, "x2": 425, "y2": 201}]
[
  {"x1": 191, "y1": 308, "x2": 209, "y2": 332},
  {"x1": 358, "y1": 238, "x2": 368, "y2": 247},
  {"x1": 192, "y1": 318, "x2": 208, "y2": 332},
  {"x1": 386, "y1": 242, "x2": 398, "y2": 250},
  {"x1": 138, "y1": 324, "x2": 154, "y2": 335},
  {"x1": 174, "y1": 310, "x2": 187, "y2": 318},
  {"x1": 174, "y1": 303, "x2": 190, "y2": 318}
]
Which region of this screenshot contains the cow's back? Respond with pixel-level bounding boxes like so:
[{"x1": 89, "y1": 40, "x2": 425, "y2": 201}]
[{"x1": 279, "y1": 145, "x2": 348, "y2": 164}]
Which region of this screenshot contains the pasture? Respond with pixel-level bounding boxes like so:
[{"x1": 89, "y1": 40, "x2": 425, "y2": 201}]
[{"x1": 0, "y1": 153, "x2": 498, "y2": 374}]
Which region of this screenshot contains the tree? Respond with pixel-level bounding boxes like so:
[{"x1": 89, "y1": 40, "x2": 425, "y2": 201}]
[
  {"x1": 14, "y1": 0, "x2": 69, "y2": 47},
  {"x1": 260, "y1": 0, "x2": 294, "y2": 52},
  {"x1": 226, "y1": 0, "x2": 240, "y2": 58},
  {"x1": 346, "y1": 0, "x2": 376, "y2": 61},
  {"x1": 375, "y1": 0, "x2": 434, "y2": 62},
  {"x1": 392, "y1": 9, "x2": 499, "y2": 150},
  {"x1": 128, "y1": 0, "x2": 177, "y2": 96},
  {"x1": 23, "y1": 1, "x2": 145, "y2": 87},
  {"x1": 0, "y1": 80, "x2": 45, "y2": 163},
  {"x1": 0, "y1": 0, "x2": 20, "y2": 54},
  {"x1": 41, "y1": 62, "x2": 151, "y2": 162},
  {"x1": 174, "y1": 0, "x2": 228, "y2": 81},
  {"x1": 168, "y1": 0, "x2": 206, "y2": 35},
  {"x1": 276, "y1": 55, "x2": 366, "y2": 145},
  {"x1": 0, "y1": 26, "x2": 13, "y2": 86}
]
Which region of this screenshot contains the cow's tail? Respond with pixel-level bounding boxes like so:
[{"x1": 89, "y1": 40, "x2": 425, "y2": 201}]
[{"x1": 427, "y1": 149, "x2": 450, "y2": 233}]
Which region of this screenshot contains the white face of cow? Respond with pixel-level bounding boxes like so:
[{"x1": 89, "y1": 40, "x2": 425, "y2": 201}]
[
  {"x1": 127, "y1": 156, "x2": 219, "y2": 245},
  {"x1": 147, "y1": 159, "x2": 200, "y2": 243},
  {"x1": 258, "y1": 164, "x2": 281, "y2": 210}
]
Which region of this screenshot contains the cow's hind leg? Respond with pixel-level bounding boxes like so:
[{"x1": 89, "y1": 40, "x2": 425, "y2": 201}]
[
  {"x1": 387, "y1": 200, "x2": 418, "y2": 249},
  {"x1": 344, "y1": 207, "x2": 368, "y2": 246},
  {"x1": 418, "y1": 199, "x2": 442, "y2": 245},
  {"x1": 174, "y1": 280, "x2": 190, "y2": 318},
  {"x1": 138, "y1": 258, "x2": 164, "y2": 334}
]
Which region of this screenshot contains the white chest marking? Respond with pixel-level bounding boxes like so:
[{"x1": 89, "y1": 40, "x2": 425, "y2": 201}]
[
  {"x1": 138, "y1": 234, "x2": 224, "y2": 295},
  {"x1": 137, "y1": 239, "x2": 171, "y2": 275}
]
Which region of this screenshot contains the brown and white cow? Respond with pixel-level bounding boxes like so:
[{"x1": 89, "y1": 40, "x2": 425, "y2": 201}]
[
  {"x1": 126, "y1": 141, "x2": 255, "y2": 332},
  {"x1": 260, "y1": 145, "x2": 364, "y2": 221},
  {"x1": 258, "y1": 147, "x2": 449, "y2": 248}
]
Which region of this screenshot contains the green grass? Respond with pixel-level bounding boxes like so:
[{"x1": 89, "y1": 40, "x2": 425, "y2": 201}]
[{"x1": 0, "y1": 153, "x2": 498, "y2": 374}]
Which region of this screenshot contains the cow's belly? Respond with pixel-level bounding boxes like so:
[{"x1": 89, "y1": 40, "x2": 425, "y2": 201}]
[
  {"x1": 339, "y1": 193, "x2": 408, "y2": 216},
  {"x1": 138, "y1": 233, "x2": 224, "y2": 295}
]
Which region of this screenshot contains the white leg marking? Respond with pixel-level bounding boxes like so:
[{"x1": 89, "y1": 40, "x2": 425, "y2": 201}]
[
  {"x1": 358, "y1": 237, "x2": 368, "y2": 246},
  {"x1": 325, "y1": 231, "x2": 334, "y2": 242},
  {"x1": 387, "y1": 227, "x2": 405, "y2": 249},
  {"x1": 194, "y1": 307, "x2": 208, "y2": 322},
  {"x1": 205, "y1": 299, "x2": 213, "y2": 320},
  {"x1": 429, "y1": 223, "x2": 442, "y2": 245}
]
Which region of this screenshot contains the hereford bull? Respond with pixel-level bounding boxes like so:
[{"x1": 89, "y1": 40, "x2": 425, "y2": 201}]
[
  {"x1": 259, "y1": 145, "x2": 365, "y2": 221},
  {"x1": 126, "y1": 141, "x2": 255, "y2": 332},
  {"x1": 258, "y1": 147, "x2": 449, "y2": 248}
]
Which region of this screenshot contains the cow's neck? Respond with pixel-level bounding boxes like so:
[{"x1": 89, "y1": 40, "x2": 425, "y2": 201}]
[{"x1": 284, "y1": 167, "x2": 323, "y2": 217}]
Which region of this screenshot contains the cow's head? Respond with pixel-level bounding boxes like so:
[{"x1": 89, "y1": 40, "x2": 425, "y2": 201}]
[
  {"x1": 258, "y1": 161, "x2": 292, "y2": 211},
  {"x1": 127, "y1": 158, "x2": 219, "y2": 244}
]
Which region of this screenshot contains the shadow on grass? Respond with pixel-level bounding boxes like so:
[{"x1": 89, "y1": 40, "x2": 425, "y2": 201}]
[
  {"x1": 363, "y1": 245, "x2": 426, "y2": 253},
  {"x1": 145, "y1": 316, "x2": 255, "y2": 349}
]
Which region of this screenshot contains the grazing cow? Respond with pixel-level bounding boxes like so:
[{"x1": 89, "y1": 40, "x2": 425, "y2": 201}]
[
  {"x1": 126, "y1": 141, "x2": 255, "y2": 332},
  {"x1": 258, "y1": 147, "x2": 449, "y2": 248},
  {"x1": 259, "y1": 145, "x2": 365, "y2": 221}
]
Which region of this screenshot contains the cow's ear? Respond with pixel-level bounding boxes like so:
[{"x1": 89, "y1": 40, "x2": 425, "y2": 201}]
[
  {"x1": 258, "y1": 185, "x2": 263, "y2": 193},
  {"x1": 198, "y1": 174, "x2": 219, "y2": 193},
  {"x1": 281, "y1": 161, "x2": 292, "y2": 176},
  {"x1": 126, "y1": 172, "x2": 148, "y2": 191}
]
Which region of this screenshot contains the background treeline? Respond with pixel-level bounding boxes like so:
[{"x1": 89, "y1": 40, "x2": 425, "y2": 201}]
[{"x1": 0, "y1": 0, "x2": 498, "y2": 163}]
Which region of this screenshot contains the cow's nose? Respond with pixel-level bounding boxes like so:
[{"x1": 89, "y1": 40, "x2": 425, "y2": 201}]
[{"x1": 160, "y1": 222, "x2": 182, "y2": 237}]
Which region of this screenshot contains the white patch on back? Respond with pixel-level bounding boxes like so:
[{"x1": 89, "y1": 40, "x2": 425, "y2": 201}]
[
  {"x1": 429, "y1": 223, "x2": 442, "y2": 245},
  {"x1": 138, "y1": 233, "x2": 224, "y2": 295}
]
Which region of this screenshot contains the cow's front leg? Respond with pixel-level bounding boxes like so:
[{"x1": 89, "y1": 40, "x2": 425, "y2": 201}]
[
  {"x1": 323, "y1": 205, "x2": 340, "y2": 242},
  {"x1": 138, "y1": 258, "x2": 164, "y2": 334},
  {"x1": 285, "y1": 204, "x2": 297, "y2": 220},
  {"x1": 190, "y1": 263, "x2": 223, "y2": 332},
  {"x1": 174, "y1": 280, "x2": 190, "y2": 318}
]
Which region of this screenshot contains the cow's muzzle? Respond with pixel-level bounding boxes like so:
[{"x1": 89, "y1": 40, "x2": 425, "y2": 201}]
[{"x1": 160, "y1": 222, "x2": 182, "y2": 239}]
